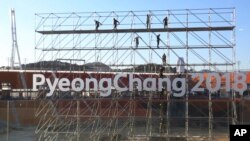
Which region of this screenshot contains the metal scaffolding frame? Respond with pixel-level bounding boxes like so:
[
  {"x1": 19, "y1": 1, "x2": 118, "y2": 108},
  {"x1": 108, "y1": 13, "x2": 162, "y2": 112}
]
[{"x1": 34, "y1": 8, "x2": 237, "y2": 141}]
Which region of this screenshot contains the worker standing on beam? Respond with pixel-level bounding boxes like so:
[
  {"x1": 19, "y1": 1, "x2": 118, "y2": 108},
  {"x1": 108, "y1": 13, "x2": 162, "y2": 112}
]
[
  {"x1": 94, "y1": 20, "x2": 102, "y2": 30},
  {"x1": 163, "y1": 16, "x2": 168, "y2": 28},
  {"x1": 134, "y1": 36, "x2": 141, "y2": 48},
  {"x1": 113, "y1": 18, "x2": 120, "y2": 29},
  {"x1": 156, "y1": 34, "x2": 161, "y2": 48},
  {"x1": 146, "y1": 14, "x2": 151, "y2": 29}
]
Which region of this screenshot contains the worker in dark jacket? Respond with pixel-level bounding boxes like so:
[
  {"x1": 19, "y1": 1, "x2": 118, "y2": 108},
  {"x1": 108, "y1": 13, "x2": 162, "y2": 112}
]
[
  {"x1": 134, "y1": 36, "x2": 141, "y2": 48},
  {"x1": 162, "y1": 53, "x2": 166, "y2": 64},
  {"x1": 163, "y1": 16, "x2": 168, "y2": 28},
  {"x1": 113, "y1": 18, "x2": 120, "y2": 29},
  {"x1": 95, "y1": 20, "x2": 102, "y2": 30},
  {"x1": 157, "y1": 34, "x2": 161, "y2": 48},
  {"x1": 146, "y1": 14, "x2": 151, "y2": 29}
]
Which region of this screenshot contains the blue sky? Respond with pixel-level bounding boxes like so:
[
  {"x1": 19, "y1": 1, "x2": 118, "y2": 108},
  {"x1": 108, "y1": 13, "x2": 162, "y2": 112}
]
[{"x1": 0, "y1": 0, "x2": 249, "y2": 69}]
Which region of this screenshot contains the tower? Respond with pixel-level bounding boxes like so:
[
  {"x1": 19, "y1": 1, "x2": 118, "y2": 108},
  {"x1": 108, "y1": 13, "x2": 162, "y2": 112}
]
[
  {"x1": 10, "y1": 9, "x2": 22, "y2": 70},
  {"x1": 10, "y1": 9, "x2": 27, "y2": 92}
]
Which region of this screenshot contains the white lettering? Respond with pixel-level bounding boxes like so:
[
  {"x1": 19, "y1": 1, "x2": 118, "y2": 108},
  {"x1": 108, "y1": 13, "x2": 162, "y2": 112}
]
[
  {"x1": 234, "y1": 129, "x2": 247, "y2": 136},
  {"x1": 72, "y1": 78, "x2": 84, "y2": 92},
  {"x1": 143, "y1": 78, "x2": 156, "y2": 91},
  {"x1": 234, "y1": 73, "x2": 247, "y2": 95},
  {"x1": 206, "y1": 73, "x2": 220, "y2": 93},
  {"x1": 234, "y1": 129, "x2": 240, "y2": 136},
  {"x1": 158, "y1": 78, "x2": 171, "y2": 91},
  {"x1": 173, "y1": 78, "x2": 186, "y2": 97},
  {"x1": 32, "y1": 72, "x2": 247, "y2": 98},
  {"x1": 129, "y1": 74, "x2": 142, "y2": 91},
  {"x1": 191, "y1": 73, "x2": 204, "y2": 92},
  {"x1": 86, "y1": 78, "x2": 98, "y2": 92},
  {"x1": 114, "y1": 74, "x2": 128, "y2": 92},
  {"x1": 46, "y1": 78, "x2": 59, "y2": 97},
  {"x1": 32, "y1": 74, "x2": 45, "y2": 91},
  {"x1": 99, "y1": 78, "x2": 111, "y2": 97},
  {"x1": 241, "y1": 129, "x2": 247, "y2": 136},
  {"x1": 58, "y1": 78, "x2": 70, "y2": 91}
]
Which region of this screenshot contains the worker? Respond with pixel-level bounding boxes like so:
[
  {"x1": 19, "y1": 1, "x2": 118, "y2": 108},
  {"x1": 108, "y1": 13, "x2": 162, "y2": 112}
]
[
  {"x1": 159, "y1": 67, "x2": 164, "y2": 77},
  {"x1": 95, "y1": 20, "x2": 102, "y2": 30},
  {"x1": 134, "y1": 36, "x2": 141, "y2": 48},
  {"x1": 162, "y1": 53, "x2": 167, "y2": 64},
  {"x1": 146, "y1": 14, "x2": 151, "y2": 29},
  {"x1": 113, "y1": 18, "x2": 120, "y2": 29},
  {"x1": 156, "y1": 34, "x2": 161, "y2": 48},
  {"x1": 162, "y1": 53, "x2": 166, "y2": 65},
  {"x1": 163, "y1": 16, "x2": 168, "y2": 28}
]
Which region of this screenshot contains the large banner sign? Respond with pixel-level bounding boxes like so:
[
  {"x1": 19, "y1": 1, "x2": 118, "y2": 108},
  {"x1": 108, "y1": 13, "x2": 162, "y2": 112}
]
[{"x1": 32, "y1": 73, "x2": 247, "y2": 97}]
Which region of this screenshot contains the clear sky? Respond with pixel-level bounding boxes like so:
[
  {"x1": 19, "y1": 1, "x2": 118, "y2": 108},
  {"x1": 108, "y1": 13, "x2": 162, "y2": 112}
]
[{"x1": 0, "y1": 0, "x2": 249, "y2": 69}]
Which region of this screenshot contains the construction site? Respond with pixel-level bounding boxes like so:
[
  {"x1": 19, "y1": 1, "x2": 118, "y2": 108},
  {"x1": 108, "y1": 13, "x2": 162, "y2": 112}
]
[{"x1": 1, "y1": 8, "x2": 250, "y2": 141}]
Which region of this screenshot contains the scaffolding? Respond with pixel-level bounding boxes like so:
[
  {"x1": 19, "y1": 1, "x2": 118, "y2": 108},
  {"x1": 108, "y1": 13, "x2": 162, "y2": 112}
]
[{"x1": 34, "y1": 8, "x2": 236, "y2": 141}]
